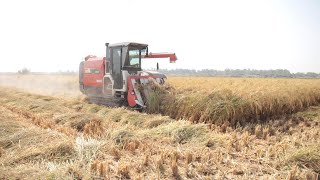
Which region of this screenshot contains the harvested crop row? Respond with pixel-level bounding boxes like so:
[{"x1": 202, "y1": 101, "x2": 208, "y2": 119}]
[
  {"x1": 0, "y1": 106, "x2": 76, "y2": 178},
  {"x1": 161, "y1": 77, "x2": 320, "y2": 126},
  {"x1": 0, "y1": 86, "x2": 173, "y2": 131},
  {"x1": 0, "y1": 87, "x2": 107, "y2": 138}
]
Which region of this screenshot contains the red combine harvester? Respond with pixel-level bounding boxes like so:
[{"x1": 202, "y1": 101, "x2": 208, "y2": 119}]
[{"x1": 79, "y1": 42, "x2": 177, "y2": 109}]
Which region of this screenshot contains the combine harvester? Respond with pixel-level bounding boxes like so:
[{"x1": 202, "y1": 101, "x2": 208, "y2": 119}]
[{"x1": 79, "y1": 42, "x2": 177, "y2": 109}]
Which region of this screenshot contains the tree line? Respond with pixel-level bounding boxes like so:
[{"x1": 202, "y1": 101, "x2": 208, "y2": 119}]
[
  {"x1": 15, "y1": 67, "x2": 320, "y2": 78},
  {"x1": 157, "y1": 68, "x2": 320, "y2": 78}
]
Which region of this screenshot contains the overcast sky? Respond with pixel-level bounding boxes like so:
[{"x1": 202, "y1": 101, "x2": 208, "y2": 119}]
[{"x1": 0, "y1": 0, "x2": 319, "y2": 73}]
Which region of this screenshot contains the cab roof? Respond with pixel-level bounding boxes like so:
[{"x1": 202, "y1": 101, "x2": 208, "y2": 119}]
[{"x1": 108, "y1": 42, "x2": 148, "y2": 48}]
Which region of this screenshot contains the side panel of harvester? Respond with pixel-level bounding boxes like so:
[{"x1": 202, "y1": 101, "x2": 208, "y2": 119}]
[{"x1": 82, "y1": 57, "x2": 105, "y2": 95}]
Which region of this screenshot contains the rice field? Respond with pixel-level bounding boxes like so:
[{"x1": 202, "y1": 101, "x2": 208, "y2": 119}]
[
  {"x1": 0, "y1": 74, "x2": 320, "y2": 179},
  {"x1": 163, "y1": 77, "x2": 320, "y2": 126},
  {"x1": 2, "y1": 75, "x2": 319, "y2": 127}
]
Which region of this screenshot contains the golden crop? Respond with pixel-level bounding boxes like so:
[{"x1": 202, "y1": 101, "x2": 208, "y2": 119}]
[{"x1": 163, "y1": 77, "x2": 320, "y2": 126}]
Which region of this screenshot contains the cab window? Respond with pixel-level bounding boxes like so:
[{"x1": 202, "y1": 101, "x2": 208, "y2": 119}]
[{"x1": 128, "y1": 49, "x2": 140, "y2": 68}]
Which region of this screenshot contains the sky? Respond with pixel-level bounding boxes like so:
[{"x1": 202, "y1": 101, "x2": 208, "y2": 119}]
[{"x1": 0, "y1": 0, "x2": 319, "y2": 73}]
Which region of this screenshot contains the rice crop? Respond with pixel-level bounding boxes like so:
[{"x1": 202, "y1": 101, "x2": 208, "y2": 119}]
[{"x1": 162, "y1": 77, "x2": 320, "y2": 126}]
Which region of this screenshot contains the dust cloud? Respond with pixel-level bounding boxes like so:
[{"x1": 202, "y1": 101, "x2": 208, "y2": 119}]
[{"x1": 0, "y1": 74, "x2": 82, "y2": 98}]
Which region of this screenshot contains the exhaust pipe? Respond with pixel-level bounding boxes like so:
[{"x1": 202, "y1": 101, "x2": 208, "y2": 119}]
[{"x1": 105, "y1": 43, "x2": 110, "y2": 59}]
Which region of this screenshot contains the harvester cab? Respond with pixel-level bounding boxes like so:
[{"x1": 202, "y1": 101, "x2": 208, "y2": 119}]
[{"x1": 79, "y1": 42, "x2": 177, "y2": 109}]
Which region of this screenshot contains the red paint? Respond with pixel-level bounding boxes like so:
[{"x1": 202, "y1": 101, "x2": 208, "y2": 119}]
[
  {"x1": 83, "y1": 57, "x2": 105, "y2": 87},
  {"x1": 144, "y1": 53, "x2": 177, "y2": 63},
  {"x1": 127, "y1": 75, "x2": 153, "y2": 107}
]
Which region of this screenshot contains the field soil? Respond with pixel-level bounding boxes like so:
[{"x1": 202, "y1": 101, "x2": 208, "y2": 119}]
[{"x1": 0, "y1": 75, "x2": 320, "y2": 179}]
